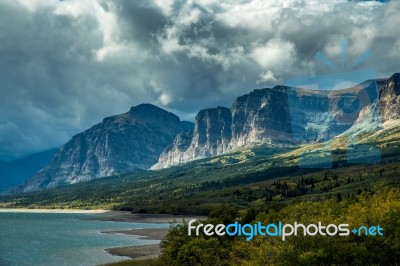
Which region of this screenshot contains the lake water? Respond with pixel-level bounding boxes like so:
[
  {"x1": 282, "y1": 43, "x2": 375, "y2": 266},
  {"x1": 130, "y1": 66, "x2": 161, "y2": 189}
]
[{"x1": 0, "y1": 212, "x2": 169, "y2": 266}]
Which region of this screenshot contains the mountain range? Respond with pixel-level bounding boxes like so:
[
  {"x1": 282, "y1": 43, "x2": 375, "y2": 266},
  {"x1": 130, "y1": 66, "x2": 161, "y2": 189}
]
[
  {"x1": 152, "y1": 77, "x2": 387, "y2": 169},
  {"x1": 9, "y1": 72, "x2": 400, "y2": 193},
  {"x1": 9, "y1": 104, "x2": 192, "y2": 193}
]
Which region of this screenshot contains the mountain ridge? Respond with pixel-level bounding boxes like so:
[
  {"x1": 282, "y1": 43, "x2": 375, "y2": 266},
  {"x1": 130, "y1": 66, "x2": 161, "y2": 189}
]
[
  {"x1": 153, "y1": 74, "x2": 396, "y2": 169},
  {"x1": 12, "y1": 72, "x2": 400, "y2": 192},
  {"x1": 14, "y1": 104, "x2": 193, "y2": 192}
]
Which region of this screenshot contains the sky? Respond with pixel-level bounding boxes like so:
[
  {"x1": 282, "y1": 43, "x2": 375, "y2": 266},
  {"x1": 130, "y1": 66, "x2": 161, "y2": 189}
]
[{"x1": 0, "y1": 0, "x2": 399, "y2": 160}]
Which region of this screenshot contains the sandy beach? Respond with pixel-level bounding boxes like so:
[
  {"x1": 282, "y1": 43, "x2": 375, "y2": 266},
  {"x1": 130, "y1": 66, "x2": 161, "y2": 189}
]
[
  {"x1": 103, "y1": 228, "x2": 169, "y2": 262},
  {"x1": 94, "y1": 212, "x2": 206, "y2": 262},
  {"x1": 106, "y1": 244, "x2": 162, "y2": 261},
  {"x1": 102, "y1": 228, "x2": 171, "y2": 241},
  {"x1": 0, "y1": 208, "x2": 108, "y2": 214}
]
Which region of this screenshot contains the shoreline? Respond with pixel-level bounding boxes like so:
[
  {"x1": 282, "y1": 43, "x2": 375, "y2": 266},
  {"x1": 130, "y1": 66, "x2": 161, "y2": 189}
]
[
  {"x1": 1, "y1": 209, "x2": 206, "y2": 262},
  {"x1": 91, "y1": 211, "x2": 207, "y2": 224},
  {"x1": 94, "y1": 212, "x2": 206, "y2": 262},
  {"x1": 106, "y1": 244, "x2": 162, "y2": 262},
  {"x1": 103, "y1": 228, "x2": 169, "y2": 262},
  {"x1": 102, "y1": 228, "x2": 170, "y2": 241},
  {"x1": 0, "y1": 208, "x2": 108, "y2": 214}
]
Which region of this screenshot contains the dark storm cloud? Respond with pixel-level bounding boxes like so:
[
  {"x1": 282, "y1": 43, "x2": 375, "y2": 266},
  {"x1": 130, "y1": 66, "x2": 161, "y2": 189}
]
[
  {"x1": 108, "y1": 1, "x2": 167, "y2": 47},
  {"x1": 0, "y1": 0, "x2": 400, "y2": 159}
]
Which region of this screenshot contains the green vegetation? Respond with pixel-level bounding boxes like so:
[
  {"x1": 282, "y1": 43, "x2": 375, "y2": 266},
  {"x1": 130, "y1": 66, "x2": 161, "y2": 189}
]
[
  {"x1": 1, "y1": 130, "x2": 400, "y2": 214},
  {"x1": 156, "y1": 189, "x2": 400, "y2": 266}
]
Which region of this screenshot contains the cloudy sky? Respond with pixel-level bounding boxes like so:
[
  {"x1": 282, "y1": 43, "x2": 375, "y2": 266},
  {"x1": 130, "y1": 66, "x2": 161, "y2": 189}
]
[{"x1": 0, "y1": 0, "x2": 398, "y2": 160}]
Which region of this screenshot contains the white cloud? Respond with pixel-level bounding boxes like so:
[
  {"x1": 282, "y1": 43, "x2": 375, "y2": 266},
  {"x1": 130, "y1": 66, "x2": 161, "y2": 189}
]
[
  {"x1": 258, "y1": 70, "x2": 279, "y2": 84},
  {"x1": 153, "y1": 0, "x2": 175, "y2": 16},
  {"x1": 251, "y1": 39, "x2": 297, "y2": 70},
  {"x1": 13, "y1": 0, "x2": 56, "y2": 12}
]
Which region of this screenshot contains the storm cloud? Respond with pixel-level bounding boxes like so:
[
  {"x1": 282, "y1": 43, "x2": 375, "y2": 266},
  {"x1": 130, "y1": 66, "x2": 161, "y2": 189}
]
[{"x1": 0, "y1": 0, "x2": 399, "y2": 159}]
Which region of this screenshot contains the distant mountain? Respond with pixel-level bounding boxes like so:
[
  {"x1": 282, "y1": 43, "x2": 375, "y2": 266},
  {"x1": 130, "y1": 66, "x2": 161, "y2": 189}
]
[
  {"x1": 15, "y1": 104, "x2": 193, "y2": 192},
  {"x1": 0, "y1": 149, "x2": 57, "y2": 192},
  {"x1": 12, "y1": 73, "x2": 400, "y2": 193},
  {"x1": 153, "y1": 74, "x2": 397, "y2": 169}
]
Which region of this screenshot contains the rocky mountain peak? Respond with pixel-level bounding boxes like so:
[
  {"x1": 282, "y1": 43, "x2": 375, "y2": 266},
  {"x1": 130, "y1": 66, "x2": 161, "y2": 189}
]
[
  {"x1": 129, "y1": 103, "x2": 178, "y2": 119},
  {"x1": 380, "y1": 73, "x2": 400, "y2": 96},
  {"x1": 99, "y1": 103, "x2": 180, "y2": 125},
  {"x1": 231, "y1": 86, "x2": 293, "y2": 147},
  {"x1": 18, "y1": 105, "x2": 193, "y2": 192}
]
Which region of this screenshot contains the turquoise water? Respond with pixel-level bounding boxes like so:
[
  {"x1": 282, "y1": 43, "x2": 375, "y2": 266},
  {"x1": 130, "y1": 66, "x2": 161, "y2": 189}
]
[{"x1": 0, "y1": 212, "x2": 169, "y2": 266}]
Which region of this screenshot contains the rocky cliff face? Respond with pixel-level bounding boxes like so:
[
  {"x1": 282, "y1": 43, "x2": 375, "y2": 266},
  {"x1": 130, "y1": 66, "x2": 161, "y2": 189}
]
[
  {"x1": 19, "y1": 104, "x2": 193, "y2": 192},
  {"x1": 153, "y1": 77, "x2": 389, "y2": 169},
  {"x1": 380, "y1": 73, "x2": 400, "y2": 123},
  {"x1": 346, "y1": 73, "x2": 400, "y2": 136},
  {"x1": 230, "y1": 86, "x2": 292, "y2": 147},
  {"x1": 152, "y1": 107, "x2": 232, "y2": 169}
]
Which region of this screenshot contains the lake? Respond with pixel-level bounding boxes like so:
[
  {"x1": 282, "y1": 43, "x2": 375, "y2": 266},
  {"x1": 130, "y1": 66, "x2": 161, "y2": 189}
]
[{"x1": 0, "y1": 212, "x2": 169, "y2": 266}]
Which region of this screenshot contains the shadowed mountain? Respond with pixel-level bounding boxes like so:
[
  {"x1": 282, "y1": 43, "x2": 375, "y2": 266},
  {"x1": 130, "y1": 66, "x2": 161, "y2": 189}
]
[
  {"x1": 0, "y1": 149, "x2": 57, "y2": 192},
  {"x1": 14, "y1": 104, "x2": 193, "y2": 192}
]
